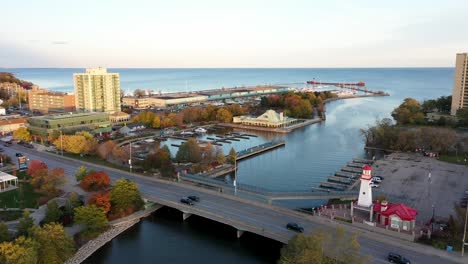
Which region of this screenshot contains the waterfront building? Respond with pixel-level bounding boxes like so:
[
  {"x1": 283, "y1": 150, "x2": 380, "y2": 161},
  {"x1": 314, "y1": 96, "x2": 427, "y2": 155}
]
[
  {"x1": 109, "y1": 111, "x2": 131, "y2": 124},
  {"x1": 28, "y1": 89, "x2": 75, "y2": 114},
  {"x1": 74, "y1": 67, "x2": 121, "y2": 113},
  {"x1": 232, "y1": 110, "x2": 299, "y2": 128},
  {"x1": 0, "y1": 172, "x2": 19, "y2": 193},
  {"x1": 373, "y1": 200, "x2": 417, "y2": 231},
  {"x1": 451, "y1": 53, "x2": 468, "y2": 115},
  {"x1": 0, "y1": 116, "x2": 27, "y2": 135},
  {"x1": 122, "y1": 86, "x2": 294, "y2": 109},
  {"x1": 28, "y1": 112, "x2": 111, "y2": 141}
]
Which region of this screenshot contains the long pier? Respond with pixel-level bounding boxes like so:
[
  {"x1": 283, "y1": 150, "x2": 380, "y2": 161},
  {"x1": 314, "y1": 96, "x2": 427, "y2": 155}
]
[{"x1": 236, "y1": 141, "x2": 285, "y2": 161}]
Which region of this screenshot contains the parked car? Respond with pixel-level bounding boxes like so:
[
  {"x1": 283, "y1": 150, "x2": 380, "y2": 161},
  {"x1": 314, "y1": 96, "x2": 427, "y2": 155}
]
[
  {"x1": 372, "y1": 177, "x2": 382, "y2": 183},
  {"x1": 187, "y1": 195, "x2": 200, "y2": 202},
  {"x1": 370, "y1": 183, "x2": 380, "y2": 188},
  {"x1": 387, "y1": 252, "x2": 410, "y2": 264},
  {"x1": 180, "y1": 198, "x2": 194, "y2": 206},
  {"x1": 374, "y1": 175, "x2": 384, "y2": 180},
  {"x1": 15, "y1": 153, "x2": 23, "y2": 157},
  {"x1": 286, "y1": 222, "x2": 304, "y2": 233}
]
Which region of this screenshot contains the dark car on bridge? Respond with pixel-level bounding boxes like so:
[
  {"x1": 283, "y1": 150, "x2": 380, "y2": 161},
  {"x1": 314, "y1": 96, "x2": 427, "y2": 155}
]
[
  {"x1": 387, "y1": 252, "x2": 410, "y2": 264},
  {"x1": 180, "y1": 198, "x2": 194, "y2": 206},
  {"x1": 286, "y1": 222, "x2": 304, "y2": 233},
  {"x1": 187, "y1": 195, "x2": 200, "y2": 202},
  {"x1": 15, "y1": 153, "x2": 23, "y2": 157}
]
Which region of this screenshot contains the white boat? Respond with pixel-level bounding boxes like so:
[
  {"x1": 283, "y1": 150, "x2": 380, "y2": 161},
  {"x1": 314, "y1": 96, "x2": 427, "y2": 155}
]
[
  {"x1": 180, "y1": 131, "x2": 194, "y2": 135},
  {"x1": 194, "y1": 127, "x2": 207, "y2": 133}
]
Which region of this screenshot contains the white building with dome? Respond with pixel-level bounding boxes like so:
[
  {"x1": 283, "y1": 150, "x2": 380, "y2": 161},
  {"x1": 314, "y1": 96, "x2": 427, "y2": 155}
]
[{"x1": 232, "y1": 110, "x2": 299, "y2": 128}]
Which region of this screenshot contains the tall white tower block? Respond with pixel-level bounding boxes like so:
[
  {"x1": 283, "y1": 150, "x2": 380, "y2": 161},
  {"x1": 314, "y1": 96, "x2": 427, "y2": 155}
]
[{"x1": 357, "y1": 165, "x2": 373, "y2": 207}]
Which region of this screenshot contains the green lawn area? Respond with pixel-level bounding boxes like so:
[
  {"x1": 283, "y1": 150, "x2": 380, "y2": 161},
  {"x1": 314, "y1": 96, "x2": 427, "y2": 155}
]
[
  {"x1": 0, "y1": 182, "x2": 44, "y2": 209},
  {"x1": 439, "y1": 154, "x2": 468, "y2": 166},
  {"x1": 61, "y1": 152, "x2": 131, "y2": 172}
]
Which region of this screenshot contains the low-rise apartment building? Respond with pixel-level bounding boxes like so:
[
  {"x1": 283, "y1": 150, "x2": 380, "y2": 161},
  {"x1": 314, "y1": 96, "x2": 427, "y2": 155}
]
[{"x1": 28, "y1": 89, "x2": 75, "y2": 114}]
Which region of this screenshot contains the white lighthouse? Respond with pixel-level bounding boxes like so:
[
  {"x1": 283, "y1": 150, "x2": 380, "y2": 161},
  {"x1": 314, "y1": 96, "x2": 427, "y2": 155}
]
[{"x1": 357, "y1": 165, "x2": 373, "y2": 208}]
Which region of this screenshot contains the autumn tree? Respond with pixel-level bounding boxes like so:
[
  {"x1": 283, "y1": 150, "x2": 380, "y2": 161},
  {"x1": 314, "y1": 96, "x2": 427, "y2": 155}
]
[
  {"x1": 97, "y1": 140, "x2": 117, "y2": 160},
  {"x1": 53, "y1": 132, "x2": 97, "y2": 155},
  {"x1": 74, "y1": 165, "x2": 94, "y2": 182},
  {"x1": 30, "y1": 168, "x2": 65, "y2": 196},
  {"x1": 216, "y1": 108, "x2": 233, "y2": 123},
  {"x1": 43, "y1": 200, "x2": 62, "y2": 224},
  {"x1": 152, "y1": 115, "x2": 161, "y2": 128},
  {"x1": 17, "y1": 210, "x2": 35, "y2": 237},
  {"x1": 88, "y1": 192, "x2": 111, "y2": 214},
  {"x1": 142, "y1": 146, "x2": 174, "y2": 177},
  {"x1": 0, "y1": 236, "x2": 38, "y2": 264},
  {"x1": 80, "y1": 171, "x2": 111, "y2": 192},
  {"x1": 30, "y1": 223, "x2": 75, "y2": 264},
  {"x1": 228, "y1": 147, "x2": 237, "y2": 164},
  {"x1": 27, "y1": 160, "x2": 48, "y2": 176},
  {"x1": 109, "y1": 179, "x2": 144, "y2": 218},
  {"x1": 13, "y1": 127, "x2": 31, "y2": 142},
  {"x1": 74, "y1": 205, "x2": 109, "y2": 237},
  {"x1": 215, "y1": 147, "x2": 226, "y2": 164},
  {"x1": 391, "y1": 98, "x2": 425, "y2": 125}
]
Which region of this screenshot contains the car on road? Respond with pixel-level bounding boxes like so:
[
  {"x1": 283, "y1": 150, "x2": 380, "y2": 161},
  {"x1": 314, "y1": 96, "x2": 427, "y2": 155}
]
[
  {"x1": 0, "y1": 147, "x2": 3, "y2": 152},
  {"x1": 3, "y1": 142, "x2": 12, "y2": 147},
  {"x1": 187, "y1": 195, "x2": 200, "y2": 202},
  {"x1": 180, "y1": 198, "x2": 194, "y2": 206},
  {"x1": 387, "y1": 252, "x2": 410, "y2": 264},
  {"x1": 286, "y1": 222, "x2": 304, "y2": 233},
  {"x1": 24, "y1": 143, "x2": 34, "y2": 149},
  {"x1": 15, "y1": 153, "x2": 23, "y2": 157},
  {"x1": 370, "y1": 183, "x2": 380, "y2": 188}
]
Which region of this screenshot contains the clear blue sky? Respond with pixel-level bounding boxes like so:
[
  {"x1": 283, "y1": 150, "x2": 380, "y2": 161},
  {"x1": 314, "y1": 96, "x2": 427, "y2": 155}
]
[{"x1": 1, "y1": 0, "x2": 467, "y2": 68}]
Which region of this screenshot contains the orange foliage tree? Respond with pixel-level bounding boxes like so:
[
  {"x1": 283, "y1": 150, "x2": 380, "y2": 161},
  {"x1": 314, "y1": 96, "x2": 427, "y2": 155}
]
[
  {"x1": 27, "y1": 160, "x2": 48, "y2": 176},
  {"x1": 80, "y1": 171, "x2": 111, "y2": 192},
  {"x1": 88, "y1": 192, "x2": 111, "y2": 214}
]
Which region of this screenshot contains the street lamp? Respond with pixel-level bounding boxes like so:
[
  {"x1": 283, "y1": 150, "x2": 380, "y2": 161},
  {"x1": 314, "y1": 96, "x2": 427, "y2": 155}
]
[
  {"x1": 60, "y1": 130, "x2": 63, "y2": 156},
  {"x1": 462, "y1": 201, "x2": 468, "y2": 256}
]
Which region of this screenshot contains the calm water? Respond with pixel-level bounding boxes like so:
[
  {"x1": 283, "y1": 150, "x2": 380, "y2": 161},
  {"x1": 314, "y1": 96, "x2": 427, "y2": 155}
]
[{"x1": 3, "y1": 68, "x2": 455, "y2": 263}]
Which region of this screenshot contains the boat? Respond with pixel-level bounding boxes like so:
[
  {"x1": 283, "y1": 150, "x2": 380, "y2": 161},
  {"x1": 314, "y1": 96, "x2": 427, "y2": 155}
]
[
  {"x1": 180, "y1": 131, "x2": 194, "y2": 135},
  {"x1": 194, "y1": 127, "x2": 207, "y2": 133}
]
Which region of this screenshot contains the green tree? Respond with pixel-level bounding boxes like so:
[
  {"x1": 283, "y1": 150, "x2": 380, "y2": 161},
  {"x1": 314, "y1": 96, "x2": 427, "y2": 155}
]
[
  {"x1": 17, "y1": 210, "x2": 35, "y2": 237},
  {"x1": 74, "y1": 205, "x2": 108, "y2": 237},
  {"x1": 0, "y1": 236, "x2": 39, "y2": 264},
  {"x1": 68, "y1": 192, "x2": 83, "y2": 208},
  {"x1": 279, "y1": 227, "x2": 368, "y2": 264},
  {"x1": 43, "y1": 200, "x2": 62, "y2": 224},
  {"x1": 457, "y1": 108, "x2": 468, "y2": 127},
  {"x1": 110, "y1": 179, "x2": 144, "y2": 215},
  {"x1": 75, "y1": 166, "x2": 88, "y2": 182},
  {"x1": 0, "y1": 223, "x2": 9, "y2": 242},
  {"x1": 175, "y1": 138, "x2": 202, "y2": 163},
  {"x1": 215, "y1": 147, "x2": 226, "y2": 164},
  {"x1": 391, "y1": 98, "x2": 425, "y2": 125},
  {"x1": 13, "y1": 127, "x2": 31, "y2": 142},
  {"x1": 30, "y1": 223, "x2": 75, "y2": 264},
  {"x1": 228, "y1": 147, "x2": 237, "y2": 164}
]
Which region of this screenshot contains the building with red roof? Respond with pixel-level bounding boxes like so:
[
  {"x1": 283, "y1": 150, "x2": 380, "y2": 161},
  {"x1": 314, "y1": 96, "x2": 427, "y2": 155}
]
[{"x1": 374, "y1": 200, "x2": 418, "y2": 231}]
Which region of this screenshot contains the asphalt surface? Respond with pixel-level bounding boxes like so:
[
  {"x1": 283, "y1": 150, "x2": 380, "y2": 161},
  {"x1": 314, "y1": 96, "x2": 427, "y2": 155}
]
[{"x1": 2, "y1": 144, "x2": 461, "y2": 264}]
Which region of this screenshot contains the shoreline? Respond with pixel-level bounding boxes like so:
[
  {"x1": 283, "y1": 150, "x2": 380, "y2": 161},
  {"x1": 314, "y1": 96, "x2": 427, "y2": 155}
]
[{"x1": 66, "y1": 205, "x2": 160, "y2": 264}]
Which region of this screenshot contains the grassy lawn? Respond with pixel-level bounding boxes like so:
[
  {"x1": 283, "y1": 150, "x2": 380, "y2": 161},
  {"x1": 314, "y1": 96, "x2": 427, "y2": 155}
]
[
  {"x1": 0, "y1": 182, "x2": 44, "y2": 209},
  {"x1": 439, "y1": 154, "x2": 468, "y2": 166},
  {"x1": 51, "y1": 151, "x2": 131, "y2": 172}
]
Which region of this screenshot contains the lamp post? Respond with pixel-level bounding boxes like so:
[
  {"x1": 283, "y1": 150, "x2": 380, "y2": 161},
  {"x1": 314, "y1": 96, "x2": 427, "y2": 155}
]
[
  {"x1": 60, "y1": 130, "x2": 63, "y2": 156},
  {"x1": 129, "y1": 141, "x2": 132, "y2": 173}
]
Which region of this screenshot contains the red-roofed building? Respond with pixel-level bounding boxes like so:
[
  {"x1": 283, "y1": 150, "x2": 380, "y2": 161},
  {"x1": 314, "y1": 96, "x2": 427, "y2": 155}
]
[{"x1": 374, "y1": 200, "x2": 418, "y2": 231}]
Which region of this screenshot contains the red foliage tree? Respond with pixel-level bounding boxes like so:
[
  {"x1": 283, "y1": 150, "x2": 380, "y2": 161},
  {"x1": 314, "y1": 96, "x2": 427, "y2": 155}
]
[
  {"x1": 80, "y1": 171, "x2": 111, "y2": 191},
  {"x1": 88, "y1": 192, "x2": 111, "y2": 214},
  {"x1": 27, "y1": 160, "x2": 48, "y2": 176}
]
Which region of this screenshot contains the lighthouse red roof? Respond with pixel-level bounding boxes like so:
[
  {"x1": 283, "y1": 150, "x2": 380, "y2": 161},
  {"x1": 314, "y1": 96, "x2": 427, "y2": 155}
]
[
  {"x1": 373, "y1": 202, "x2": 418, "y2": 221},
  {"x1": 363, "y1": 165, "x2": 372, "y2": 171}
]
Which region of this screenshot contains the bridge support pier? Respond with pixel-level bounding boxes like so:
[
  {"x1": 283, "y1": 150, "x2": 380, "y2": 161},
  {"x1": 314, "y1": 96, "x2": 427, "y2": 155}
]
[
  {"x1": 236, "y1": 229, "x2": 244, "y2": 239},
  {"x1": 182, "y1": 213, "x2": 192, "y2": 221}
]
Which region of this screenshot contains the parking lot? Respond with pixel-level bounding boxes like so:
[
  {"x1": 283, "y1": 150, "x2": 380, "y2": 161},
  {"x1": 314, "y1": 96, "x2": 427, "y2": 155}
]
[{"x1": 372, "y1": 153, "x2": 468, "y2": 222}]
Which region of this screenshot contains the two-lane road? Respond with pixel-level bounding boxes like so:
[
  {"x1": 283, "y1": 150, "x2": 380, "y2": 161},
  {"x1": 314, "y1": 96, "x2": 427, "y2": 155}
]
[{"x1": 2, "y1": 144, "x2": 461, "y2": 264}]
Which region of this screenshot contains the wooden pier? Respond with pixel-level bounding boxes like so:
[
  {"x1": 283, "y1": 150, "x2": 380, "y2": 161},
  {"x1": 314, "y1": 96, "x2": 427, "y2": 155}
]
[
  {"x1": 320, "y1": 182, "x2": 346, "y2": 191},
  {"x1": 327, "y1": 176, "x2": 353, "y2": 185},
  {"x1": 236, "y1": 141, "x2": 285, "y2": 161},
  {"x1": 352, "y1": 158, "x2": 374, "y2": 164},
  {"x1": 341, "y1": 166, "x2": 362, "y2": 173},
  {"x1": 346, "y1": 162, "x2": 364, "y2": 168}
]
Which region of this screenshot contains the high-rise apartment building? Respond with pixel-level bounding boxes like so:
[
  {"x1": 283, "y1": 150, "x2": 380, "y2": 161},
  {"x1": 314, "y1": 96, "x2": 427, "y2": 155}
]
[
  {"x1": 451, "y1": 53, "x2": 468, "y2": 115},
  {"x1": 28, "y1": 89, "x2": 75, "y2": 114},
  {"x1": 73, "y1": 67, "x2": 121, "y2": 113}
]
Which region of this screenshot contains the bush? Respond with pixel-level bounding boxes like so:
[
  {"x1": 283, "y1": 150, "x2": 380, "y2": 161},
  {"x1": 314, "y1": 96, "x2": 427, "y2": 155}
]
[{"x1": 80, "y1": 171, "x2": 111, "y2": 192}]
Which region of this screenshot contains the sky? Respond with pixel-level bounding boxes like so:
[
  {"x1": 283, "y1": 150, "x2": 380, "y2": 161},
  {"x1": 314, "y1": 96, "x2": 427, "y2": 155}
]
[{"x1": 1, "y1": 0, "x2": 468, "y2": 68}]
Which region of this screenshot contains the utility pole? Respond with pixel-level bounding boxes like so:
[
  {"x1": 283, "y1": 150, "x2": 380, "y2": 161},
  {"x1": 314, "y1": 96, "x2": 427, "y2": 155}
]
[
  {"x1": 60, "y1": 130, "x2": 63, "y2": 156},
  {"x1": 129, "y1": 141, "x2": 132, "y2": 173},
  {"x1": 462, "y1": 201, "x2": 468, "y2": 256},
  {"x1": 233, "y1": 158, "x2": 237, "y2": 195}
]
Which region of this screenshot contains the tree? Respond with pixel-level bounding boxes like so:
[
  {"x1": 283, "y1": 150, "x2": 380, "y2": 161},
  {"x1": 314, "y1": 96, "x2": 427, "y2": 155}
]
[
  {"x1": 152, "y1": 115, "x2": 161, "y2": 128},
  {"x1": 17, "y1": 210, "x2": 35, "y2": 237},
  {"x1": 216, "y1": 108, "x2": 233, "y2": 123},
  {"x1": 215, "y1": 147, "x2": 226, "y2": 164},
  {"x1": 27, "y1": 160, "x2": 48, "y2": 176},
  {"x1": 30, "y1": 168, "x2": 65, "y2": 196},
  {"x1": 43, "y1": 200, "x2": 62, "y2": 224},
  {"x1": 13, "y1": 127, "x2": 31, "y2": 142},
  {"x1": 391, "y1": 98, "x2": 425, "y2": 125},
  {"x1": 97, "y1": 140, "x2": 117, "y2": 160},
  {"x1": 74, "y1": 205, "x2": 109, "y2": 237},
  {"x1": 279, "y1": 227, "x2": 368, "y2": 264},
  {"x1": 68, "y1": 192, "x2": 84, "y2": 208},
  {"x1": 80, "y1": 171, "x2": 111, "y2": 191},
  {"x1": 228, "y1": 147, "x2": 237, "y2": 164},
  {"x1": 53, "y1": 134, "x2": 96, "y2": 155},
  {"x1": 0, "y1": 237, "x2": 38, "y2": 264},
  {"x1": 30, "y1": 223, "x2": 75, "y2": 264},
  {"x1": 109, "y1": 179, "x2": 144, "y2": 218},
  {"x1": 74, "y1": 165, "x2": 91, "y2": 182},
  {"x1": 457, "y1": 108, "x2": 468, "y2": 127},
  {"x1": 133, "y1": 89, "x2": 146, "y2": 97},
  {"x1": 88, "y1": 192, "x2": 111, "y2": 214},
  {"x1": 175, "y1": 138, "x2": 202, "y2": 163},
  {"x1": 0, "y1": 223, "x2": 9, "y2": 243}
]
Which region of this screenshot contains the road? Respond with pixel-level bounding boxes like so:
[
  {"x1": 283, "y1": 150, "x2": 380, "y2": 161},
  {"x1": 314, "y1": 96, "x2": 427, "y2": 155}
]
[{"x1": 3, "y1": 144, "x2": 462, "y2": 264}]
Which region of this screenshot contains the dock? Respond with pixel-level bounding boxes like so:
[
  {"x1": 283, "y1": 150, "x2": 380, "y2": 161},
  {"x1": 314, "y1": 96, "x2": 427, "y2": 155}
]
[
  {"x1": 236, "y1": 141, "x2": 285, "y2": 161},
  {"x1": 352, "y1": 158, "x2": 374, "y2": 164},
  {"x1": 320, "y1": 182, "x2": 346, "y2": 191},
  {"x1": 327, "y1": 176, "x2": 354, "y2": 185},
  {"x1": 341, "y1": 166, "x2": 362, "y2": 173}
]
